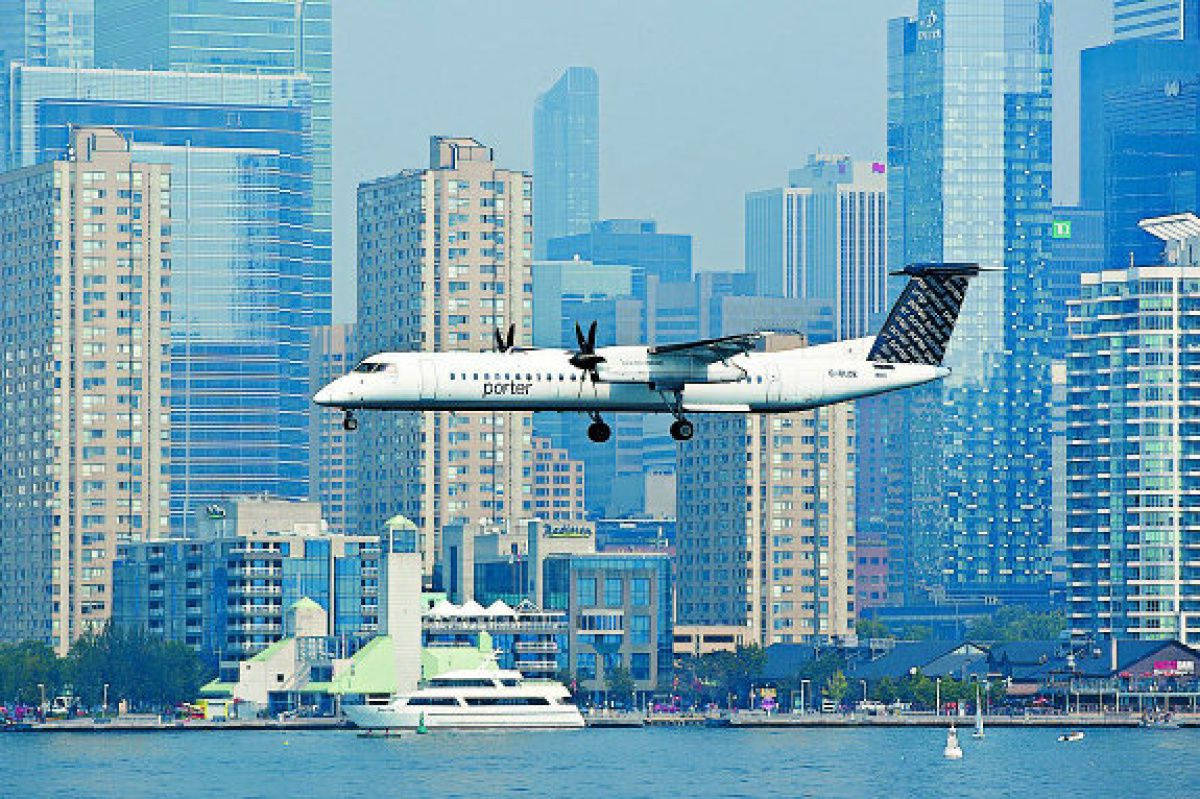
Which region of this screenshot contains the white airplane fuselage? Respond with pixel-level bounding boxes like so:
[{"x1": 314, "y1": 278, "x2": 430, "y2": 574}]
[{"x1": 313, "y1": 336, "x2": 949, "y2": 414}]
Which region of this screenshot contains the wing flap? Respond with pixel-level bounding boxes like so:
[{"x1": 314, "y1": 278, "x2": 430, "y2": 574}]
[{"x1": 649, "y1": 332, "x2": 763, "y2": 364}]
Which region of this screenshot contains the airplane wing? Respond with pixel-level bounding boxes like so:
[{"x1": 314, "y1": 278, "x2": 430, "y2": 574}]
[{"x1": 648, "y1": 332, "x2": 764, "y2": 364}]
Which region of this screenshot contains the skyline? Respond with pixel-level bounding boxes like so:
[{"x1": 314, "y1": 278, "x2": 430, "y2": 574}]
[{"x1": 331, "y1": 0, "x2": 1110, "y2": 321}]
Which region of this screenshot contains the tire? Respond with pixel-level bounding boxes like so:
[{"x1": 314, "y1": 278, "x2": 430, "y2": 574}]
[
  {"x1": 670, "y1": 419, "x2": 694, "y2": 441},
  {"x1": 587, "y1": 421, "x2": 611, "y2": 443},
  {"x1": 343, "y1": 416, "x2": 358, "y2": 432}
]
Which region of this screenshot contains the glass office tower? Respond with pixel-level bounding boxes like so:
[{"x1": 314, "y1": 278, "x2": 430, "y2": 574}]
[
  {"x1": 533, "y1": 67, "x2": 599, "y2": 259},
  {"x1": 93, "y1": 0, "x2": 332, "y2": 294},
  {"x1": 881, "y1": 0, "x2": 1055, "y2": 603},
  {"x1": 1113, "y1": 0, "x2": 1200, "y2": 40},
  {"x1": 8, "y1": 65, "x2": 323, "y2": 532},
  {"x1": 1080, "y1": 38, "x2": 1200, "y2": 267}
]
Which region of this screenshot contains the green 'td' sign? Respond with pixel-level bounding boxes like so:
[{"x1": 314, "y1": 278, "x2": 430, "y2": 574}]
[{"x1": 1052, "y1": 220, "x2": 1072, "y2": 239}]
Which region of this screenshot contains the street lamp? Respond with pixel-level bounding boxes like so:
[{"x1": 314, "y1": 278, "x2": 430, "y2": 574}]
[
  {"x1": 936, "y1": 677, "x2": 942, "y2": 716},
  {"x1": 800, "y1": 679, "x2": 811, "y2": 714},
  {"x1": 37, "y1": 683, "x2": 46, "y2": 714},
  {"x1": 860, "y1": 679, "x2": 868, "y2": 704},
  {"x1": 103, "y1": 683, "x2": 110, "y2": 717}
]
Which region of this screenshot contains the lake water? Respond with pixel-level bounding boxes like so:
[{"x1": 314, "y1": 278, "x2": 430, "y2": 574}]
[{"x1": 5, "y1": 726, "x2": 1196, "y2": 798}]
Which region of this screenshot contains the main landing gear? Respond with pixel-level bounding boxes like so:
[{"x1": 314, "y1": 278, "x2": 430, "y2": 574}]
[
  {"x1": 587, "y1": 412, "x2": 611, "y2": 443},
  {"x1": 341, "y1": 410, "x2": 358, "y2": 432}
]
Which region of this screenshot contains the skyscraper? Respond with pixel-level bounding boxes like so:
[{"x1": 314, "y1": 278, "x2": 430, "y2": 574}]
[
  {"x1": 1113, "y1": 0, "x2": 1200, "y2": 40},
  {"x1": 0, "y1": 127, "x2": 171, "y2": 652},
  {"x1": 4, "y1": 64, "x2": 323, "y2": 532},
  {"x1": 1080, "y1": 38, "x2": 1200, "y2": 267},
  {"x1": 881, "y1": 0, "x2": 1055, "y2": 603},
  {"x1": 676, "y1": 336, "x2": 856, "y2": 645},
  {"x1": 532, "y1": 67, "x2": 599, "y2": 259},
  {"x1": 93, "y1": 0, "x2": 333, "y2": 276},
  {"x1": 547, "y1": 219, "x2": 692, "y2": 290},
  {"x1": 356, "y1": 137, "x2": 585, "y2": 573},
  {"x1": 745, "y1": 154, "x2": 888, "y2": 340},
  {"x1": 1067, "y1": 216, "x2": 1200, "y2": 642},
  {"x1": 0, "y1": 0, "x2": 93, "y2": 171},
  {"x1": 310, "y1": 324, "x2": 356, "y2": 536}
]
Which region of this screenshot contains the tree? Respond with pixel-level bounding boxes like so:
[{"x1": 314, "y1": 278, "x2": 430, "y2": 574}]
[
  {"x1": 897, "y1": 625, "x2": 932, "y2": 642},
  {"x1": 967, "y1": 607, "x2": 1066, "y2": 643},
  {"x1": 694, "y1": 645, "x2": 767, "y2": 708},
  {"x1": 823, "y1": 669, "x2": 849, "y2": 708},
  {"x1": 855, "y1": 618, "x2": 891, "y2": 640},
  {"x1": 604, "y1": 666, "x2": 635, "y2": 707},
  {"x1": 0, "y1": 641, "x2": 61, "y2": 705},
  {"x1": 65, "y1": 626, "x2": 210, "y2": 711}
]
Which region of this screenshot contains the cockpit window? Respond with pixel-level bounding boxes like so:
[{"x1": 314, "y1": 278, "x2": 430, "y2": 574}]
[{"x1": 354, "y1": 361, "x2": 387, "y2": 373}]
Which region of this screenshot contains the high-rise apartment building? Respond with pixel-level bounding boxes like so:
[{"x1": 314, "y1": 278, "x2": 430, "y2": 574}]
[
  {"x1": 1066, "y1": 216, "x2": 1200, "y2": 642},
  {"x1": 676, "y1": 336, "x2": 856, "y2": 645},
  {"x1": 745, "y1": 155, "x2": 888, "y2": 340},
  {"x1": 1113, "y1": 0, "x2": 1200, "y2": 40},
  {"x1": 4, "y1": 65, "x2": 323, "y2": 532},
  {"x1": 1080, "y1": 38, "x2": 1200, "y2": 267},
  {"x1": 310, "y1": 324, "x2": 355, "y2": 536},
  {"x1": 0, "y1": 127, "x2": 171, "y2": 651},
  {"x1": 881, "y1": 0, "x2": 1055, "y2": 603},
  {"x1": 533, "y1": 66, "x2": 599, "y2": 259},
  {"x1": 93, "y1": 0, "x2": 333, "y2": 270},
  {"x1": 357, "y1": 137, "x2": 571, "y2": 572}
]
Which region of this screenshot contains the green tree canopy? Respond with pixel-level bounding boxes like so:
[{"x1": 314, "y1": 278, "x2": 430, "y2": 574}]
[
  {"x1": 855, "y1": 618, "x2": 891, "y2": 639},
  {"x1": 604, "y1": 665, "x2": 636, "y2": 706},
  {"x1": 967, "y1": 607, "x2": 1066, "y2": 643},
  {"x1": 0, "y1": 641, "x2": 61, "y2": 705}
]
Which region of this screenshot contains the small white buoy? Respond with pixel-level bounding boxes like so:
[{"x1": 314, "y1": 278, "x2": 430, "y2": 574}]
[{"x1": 944, "y1": 724, "x2": 963, "y2": 759}]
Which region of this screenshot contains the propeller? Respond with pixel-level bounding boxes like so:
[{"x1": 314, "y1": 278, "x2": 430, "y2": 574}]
[
  {"x1": 494, "y1": 323, "x2": 516, "y2": 353},
  {"x1": 569, "y1": 321, "x2": 605, "y2": 382}
]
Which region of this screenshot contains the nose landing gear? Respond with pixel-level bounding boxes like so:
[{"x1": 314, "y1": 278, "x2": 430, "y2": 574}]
[
  {"x1": 587, "y1": 412, "x2": 611, "y2": 443},
  {"x1": 669, "y1": 418, "x2": 694, "y2": 441},
  {"x1": 342, "y1": 410, "x2": 358, "y2": 432}
]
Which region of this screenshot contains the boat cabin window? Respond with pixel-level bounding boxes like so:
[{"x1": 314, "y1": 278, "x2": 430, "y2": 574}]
[
  {"x1": 464, "y1": 696, "x2": 550, "y2": 706},
  {"x1": 354, "y1": 361, "x2": 388, "y2": 373},
  {"x1": 430, "y1": 677, "x2": 500, "y2": 688},
  {"x1": 406, "y1": 696, "x2": 461, "y2": 706},
  {"x1": 499, "y1": 678, "x2": 520, "y2": 686}
]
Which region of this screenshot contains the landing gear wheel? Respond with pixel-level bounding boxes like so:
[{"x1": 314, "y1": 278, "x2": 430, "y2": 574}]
[
  {"x1": 587, "y1": 420, "x2": 611, "y2": 443},
  {"x1": 670, "y1": 419, "x2": 694, "y2": 441},
  {"x1": 342, "y1": 411, "x2": 358, "y2": 432}
]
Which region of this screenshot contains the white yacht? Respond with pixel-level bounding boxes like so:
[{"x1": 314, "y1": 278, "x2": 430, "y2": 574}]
[{"x1": 343, "y1": 664, "x2": 584, "y2": 731}]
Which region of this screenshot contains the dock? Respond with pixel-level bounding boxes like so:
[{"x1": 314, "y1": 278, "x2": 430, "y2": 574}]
[
  {"x1": 10, "y1": 717, "x2": 352, "y2": 733},
  {"x1": 718, "y1": 712, "x2": 1157, "y2": 729}
]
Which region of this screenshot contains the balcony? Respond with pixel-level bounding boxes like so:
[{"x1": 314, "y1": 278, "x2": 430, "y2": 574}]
[
  {"x1": 231, "y1": 584, "x2": 282, "y2": 596},
  {"x1": 514, "y1": 640, "x2": 558, "y2": 654},
  {"x1": 228, "y1": 566, "x2": 277, "y2": 578},
  {"x1": 232, "y1": 622, "x2": 282, "y2": 634}
]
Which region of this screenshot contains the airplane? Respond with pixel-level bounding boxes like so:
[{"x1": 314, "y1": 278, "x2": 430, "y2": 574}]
[{"x1": 314, "y1": 263, "x2": 990, "y2": 442}]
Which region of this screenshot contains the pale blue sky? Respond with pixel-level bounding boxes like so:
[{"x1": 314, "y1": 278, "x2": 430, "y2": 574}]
[{"x1": 332, "y1": 1, "x2": 1111, "y2": 321}]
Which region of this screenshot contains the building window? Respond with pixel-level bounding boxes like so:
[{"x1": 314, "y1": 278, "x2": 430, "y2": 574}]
[
  {"x1": 604, "y1": 577, "x2": 623, "y2": 607},
  {"x1": 576, "y1": 576, "x2": 596, "y2": 607},
  {"x1": 630, "y1": 577, "x2": 650, "y2": 606},
  {"x1": 630, "y1": 615, "x2": 650, "y2": 644},
  {"x1": 577, "y1": 652, "x2": 596, "y2": 680},
  {"x1": 631, "y1": 652, "x2": 651, "y2": 680}
]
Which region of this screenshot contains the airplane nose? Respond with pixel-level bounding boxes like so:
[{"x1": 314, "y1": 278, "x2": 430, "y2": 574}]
[{"x1": 313, "y1": 383, "x2": 336, "y2": 406}]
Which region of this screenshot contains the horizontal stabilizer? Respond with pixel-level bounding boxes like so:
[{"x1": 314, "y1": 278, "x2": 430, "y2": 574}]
[{"x1": 867, "y1": 263, "x2": 990, "y2": 366}]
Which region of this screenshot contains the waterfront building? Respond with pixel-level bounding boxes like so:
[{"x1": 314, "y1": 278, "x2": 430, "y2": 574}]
[
  {"x1": 855, "y1": 544, "x2": 890, "y2": 612},
  {"x1": 745, "y1": 155, "x2": 887, "y2": 339},
  {"x1": 1080, "y1": 37, "x2": 1200, "y2": 268},
  {"x1": 113, "y1": 496, "x2": 383, "y2": 661},
  {"x1": 672, "y1": 625, "x2": 753, "y2": 658},
  {"x1": 357, "y1": 137, "x2": 575, "y2": 572},
  {"x1": 423, "y1": 599, "x2": 568, "y2": 680},
  {"x1": 595, "y1": 518, "x2": 675, "y2": 551},
  {"x1": 543, "y1": 552, "x2": 673, "y2": 703},
  {"x1": 309, "y1": 325, "x2": 355, "y2": 536},
  {"x1": 676, "y1": 335, "x2": 856, "y2": 645},
  {"x1": 877, "y1": 0, "x2": 1055, "y2": 604},
  {"x1": 532, "y1": 67, "x2": 599, "y2": 259},
  {"x1": 1066, "y1": 215, "x2": 1200, "y2": 642},
  {"x1": 93, "y1": 0, "x2": 333, "y2": 269},
  {"x1": 547, "y1": 219, "x2": 691, "y2": 289},
  {"x1": 5, "y1": 64, "x2": 323, "y2": 533},
  {"x1": 1113, "y1": 0, "x2": 1200, "y2": 40},
  {"x1": 0, "y1": 127, "x2": 171, "y2": 652}
]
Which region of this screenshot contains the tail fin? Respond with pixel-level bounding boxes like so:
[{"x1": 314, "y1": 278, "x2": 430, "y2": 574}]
[{"x1": 866, "y1": 263, "x2": 987, "y2": 366}]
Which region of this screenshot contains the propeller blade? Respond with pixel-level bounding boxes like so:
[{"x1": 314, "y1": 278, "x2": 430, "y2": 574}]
[
  {"x1": 574, "y1": 321, "x2": 586, "y2": 351},
  {"x1": 506, "y1": 323, "x2": 515, "y2": 350},
  {"x1": 494, "y1": 328, "x2": 506, "y2": 351},
  {"x1": 587, "y1": 321, "x2": 598, "y2": 352}
]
